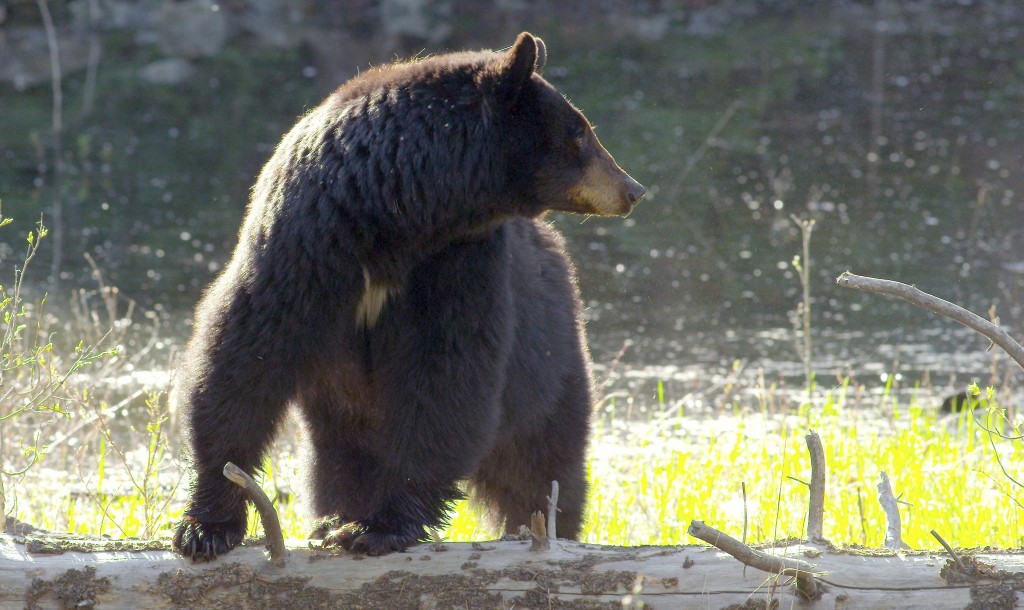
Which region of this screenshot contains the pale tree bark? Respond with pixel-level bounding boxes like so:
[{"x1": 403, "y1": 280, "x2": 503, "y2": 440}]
[{"x1": 8, "y1": 534, "x2": 1024, "y2": 609}]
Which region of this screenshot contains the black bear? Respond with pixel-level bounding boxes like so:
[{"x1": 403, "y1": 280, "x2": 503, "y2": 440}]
[{"x1": 172, "y1": 32, "x2": 644, "y2": 560}]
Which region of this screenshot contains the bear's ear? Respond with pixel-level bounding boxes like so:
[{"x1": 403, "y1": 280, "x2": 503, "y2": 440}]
[
  {"x1": 534, "y1": 37, "x2": 547, "y2": 74},
  {"x1": 490, "y1": 32, "x2": 539, "y2": 106}
]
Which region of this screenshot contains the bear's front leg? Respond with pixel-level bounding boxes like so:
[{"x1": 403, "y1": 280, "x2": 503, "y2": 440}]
[{"x1": 172, "y1": 272, "x2": 303, "y2": 561}]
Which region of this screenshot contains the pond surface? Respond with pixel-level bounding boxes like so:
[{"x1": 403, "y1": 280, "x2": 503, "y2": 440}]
[{"x1": 2, "y1": 3, "x2": 1024, "y2": 408}]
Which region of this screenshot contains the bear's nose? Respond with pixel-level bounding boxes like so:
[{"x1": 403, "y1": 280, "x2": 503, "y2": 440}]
[{"x1": 626, "y1": 179, "x2": 646, "y2": 204}]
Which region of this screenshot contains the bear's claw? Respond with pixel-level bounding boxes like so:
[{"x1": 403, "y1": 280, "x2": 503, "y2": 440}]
[{"x1": 172, "y1": 515, "x2": 245, "y2": 562}]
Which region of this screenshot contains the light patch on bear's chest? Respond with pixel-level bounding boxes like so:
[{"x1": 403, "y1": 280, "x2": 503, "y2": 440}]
[{"x1": 356, "y1": 267, "x2": 398, "y2": 329}]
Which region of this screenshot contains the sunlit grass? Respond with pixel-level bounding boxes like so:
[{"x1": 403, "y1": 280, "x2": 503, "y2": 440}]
[
  {"x1": 14, "y1": 379, "x2": 1024, "y2": 551},
  {"x1": 449, "y1": 381, "x2": 1024, "y2": 550}
]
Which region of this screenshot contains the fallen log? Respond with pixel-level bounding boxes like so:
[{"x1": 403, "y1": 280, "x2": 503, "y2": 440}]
[{"x1": 7, "y1": 533, "x2": 1024, "y2": 609}]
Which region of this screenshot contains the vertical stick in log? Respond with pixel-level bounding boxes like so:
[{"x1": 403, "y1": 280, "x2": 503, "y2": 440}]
[
  {"x1": 877, "y1": 471, "x2": 908, "y2": 550},
  {"x1": 547, "y1": 480, "x2": 559, "y2": 540},
  {"x1": 805, "y1": 431, "x2": 826, "y2": 542}
]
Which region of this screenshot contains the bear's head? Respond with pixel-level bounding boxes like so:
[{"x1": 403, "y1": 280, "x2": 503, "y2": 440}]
[{"x1": 481, "y1": 32, "x2": 646, "y2": 218}]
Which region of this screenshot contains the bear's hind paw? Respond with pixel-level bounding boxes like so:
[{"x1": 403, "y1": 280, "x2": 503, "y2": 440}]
[{"x1": 308, "y1": 514, "x2": 347, "y2": 540}]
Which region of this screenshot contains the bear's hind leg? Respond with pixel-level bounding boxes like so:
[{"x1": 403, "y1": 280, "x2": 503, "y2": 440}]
[{"x1": 474, "y1": 372, "x2": 591, "y2": 540}]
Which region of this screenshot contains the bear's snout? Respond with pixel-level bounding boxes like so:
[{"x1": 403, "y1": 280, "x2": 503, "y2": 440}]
[
  {"x1": 565, "y1": 152, "x2": 645, "y2": 216},
  {"x1": 626, "y1": 177, "x2": 646, "y2": 205}
]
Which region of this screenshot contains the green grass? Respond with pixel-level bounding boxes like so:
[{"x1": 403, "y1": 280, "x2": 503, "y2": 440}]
[{"x1": 12, "y1": 377, "x2": 1024, "y2": 551}]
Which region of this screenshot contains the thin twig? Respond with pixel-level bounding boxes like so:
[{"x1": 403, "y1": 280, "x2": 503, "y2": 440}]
[
  {"x1": 679, "y1": 100, "x2": 740, "y2": 184},
  {"x1": 856, "y1": 488, "x2": 867, "y2": 544},
  {"x1": 741, "y1": 481, "x2": 748, "y2": 545},
  {"x1": 805, "y1": 431, "x2": 826, "y2": 542},
  {"x1": 597, "y1": 340, "x2": 630, "y2": 394},
  {"x1": 687, "y1": 520, "x2": 819, "y2": 600},
  {"x1": 986, "y1": 434, "x2": 1024, "y2": 490},
  {"x1": 836, "y1": 272, "x2": 1024, "y2": 371},
  {"x1": 222, "y1": 462, "x2": 286, "y2": 567},
  {"x1": 791, "y1": 216, "x2": 815, "y2": 396}
]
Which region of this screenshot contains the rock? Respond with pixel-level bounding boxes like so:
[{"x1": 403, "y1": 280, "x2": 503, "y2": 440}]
[
  {"x1": 380, "y1": 0, "x2": 452, "y2": 44},
  {"x1": 620, "y1": 15, "x2": 673, "y2": 41},
  {"x1": 138, "y1": 58, "x2": 195, "y2": 85},
  {"x1": 238, "y1": 0, "x2": 304, "y2": 49},
  {"x1": 153, "y1": 0, "x2": 228, "y2": 59},
  {"x1": 0, "y1": 27, "x2": 90, "y2": 91},
  {"x1": 68, "y1": 0, "x2": 159, "y2": 31}
]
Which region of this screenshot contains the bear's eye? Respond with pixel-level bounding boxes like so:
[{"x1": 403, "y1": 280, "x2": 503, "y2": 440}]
[{"x1": 569, "y1": 125, "x2": 587, "y2": 149}]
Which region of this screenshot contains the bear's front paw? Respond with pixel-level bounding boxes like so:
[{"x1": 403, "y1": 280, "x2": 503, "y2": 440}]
[
  {"x1": 172, "y1": 514, "x2": 245, "y2": 562},
  {"x1": 321, "y1": 524, "x2": 418, "y2": 556}
]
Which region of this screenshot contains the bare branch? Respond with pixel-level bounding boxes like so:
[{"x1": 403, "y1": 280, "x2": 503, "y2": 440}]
[
  {"x1": 687, "y1": 520, "x2": 819, "y2": 600},
  {"x1": 836, "y1": 272, "x2": 1024, "y2": 371}
]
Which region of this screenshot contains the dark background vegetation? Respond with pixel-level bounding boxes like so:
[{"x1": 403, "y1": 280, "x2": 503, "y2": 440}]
[{"x1": 2, "y1": 0, "x2": 1024, "y2": 397}]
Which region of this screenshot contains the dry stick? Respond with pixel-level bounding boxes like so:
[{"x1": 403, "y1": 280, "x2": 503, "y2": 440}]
[
  {"x1": 856, "y1": 488, "x2": 868, "y2": 545},
  {"x1": 930, "y1": 529, "x2": 970, "y2": 574},
  {"x1": 687, "y1": 520, "x2": 819, "y2": 600},
  {"x1": 877, "y1": 471, "x2": 908, "y2": 551},
  {"x1": 836, "y1": 272, "x2": 1024, "y2": 371},
  {"x1": 805, "y1": 431, "x2": 826, "y2": 543},
  {"x1": 547, "y1": 480, "x2": 559, "y2": 540},
  {"x1": 792, "y1": 216, "x2": 816, "y2": 397},
  {"x1": 222, "y1": 462, "x2": 287, "y2": 567}
]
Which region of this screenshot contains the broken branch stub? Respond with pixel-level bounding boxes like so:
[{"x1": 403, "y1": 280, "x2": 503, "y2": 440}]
[
  {"x1": 529, "y1": 511, "x2": 549, "y2": 551},
  {"x1": 805, "y1": 430, "x2": 826, "y2": 543},
  {"x1": 877, "y1": 471, "x2": 909, "y2": 551}
]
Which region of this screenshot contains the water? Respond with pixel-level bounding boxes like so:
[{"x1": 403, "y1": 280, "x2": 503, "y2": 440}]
[{"x1": 2, "y1": 3, "x2": 1024, "y2": 408}]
